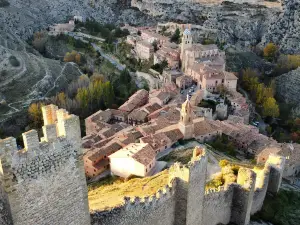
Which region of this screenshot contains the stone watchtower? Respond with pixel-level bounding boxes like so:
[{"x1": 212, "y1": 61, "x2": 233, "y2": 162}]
[
  {"x1": 179, "y1": 96, "x2": 195, "y2": 140},
  {"x1": 180, "y1": 25, "x2": 193, "y2": 71},
  {"x1": 0, "y1": 105, "x2": 90, "y2": 225}
]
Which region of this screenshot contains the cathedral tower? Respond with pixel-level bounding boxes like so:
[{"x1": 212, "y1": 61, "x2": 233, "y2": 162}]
[
  {"x1": 179, "y1": 95, "x2": 194, "y2": 140},
  {"x1": 180, "y1": 24, "x2": 193, "y2": 71}
]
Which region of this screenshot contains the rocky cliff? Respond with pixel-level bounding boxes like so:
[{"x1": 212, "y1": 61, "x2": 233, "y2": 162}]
[
  {"x1": 261, "y1": 0, "x2": 300, "y2": 54},
  {"x1": 132, "y1": 0, "x2": 299, "y2": 54},
  {"x1": 275, "y1": 67, "x2": 300, "y2": 106},
  {"x1": 0, "y1": 0, "x2": 155, "y2": 124}
]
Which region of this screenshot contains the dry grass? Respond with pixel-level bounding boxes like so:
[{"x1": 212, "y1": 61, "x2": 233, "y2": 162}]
[
  {"x1": 88, "y1": 170, "x2": 169, "y2": 211},
  {"x1": 160, "y1": 148, "x2": 194, "y2": 164}
]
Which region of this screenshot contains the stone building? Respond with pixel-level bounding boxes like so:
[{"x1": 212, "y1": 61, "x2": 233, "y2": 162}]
[
  {"x1": 154, "y1": 44, "x2": 180, "y2": 69},
  {"x1": 0, "y1": 104, "x2": 90, "y2": 225},
  {"x1": 178, "y1": 96, "x2": 195, "y2": 140},
  {"x1": 136, "y1": 40, "x2": 154, "y2": 60},
  {"x1": 176, "y1": 75, "x2": 193, "y2": 90},
  {"x1": 119, "y1": 89, "x2": 149, "y2": 112},
  {"x1": 216, "y1": 103, "x2": 228, "y2": 120},
  {"x1": 109, "y1": 143, "x2": 156, "y2": 178},
  {"x1": 49, "y1": 20, "x2": 75, "y2": 36},
  {"x1": 180, "y1": 27, "x2": 238, "y2": 92}
]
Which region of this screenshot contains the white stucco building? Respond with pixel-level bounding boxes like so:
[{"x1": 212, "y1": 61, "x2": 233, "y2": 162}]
[{"x1": 109, "y1": 143, "x2": 156, "y2": 178}]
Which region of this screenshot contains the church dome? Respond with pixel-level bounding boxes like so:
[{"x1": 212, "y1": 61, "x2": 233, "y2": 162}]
[{"x1": 183, "y1": 28, "x2": 191, "y2": 36}]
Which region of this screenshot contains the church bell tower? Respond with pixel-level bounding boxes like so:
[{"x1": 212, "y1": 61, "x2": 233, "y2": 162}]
[
  {"x1": 180, "y1": 24, "x2": 193, "y2": 72},
  {"x1": 178, "y1": 95, "x2": 194, "y2": 140}
]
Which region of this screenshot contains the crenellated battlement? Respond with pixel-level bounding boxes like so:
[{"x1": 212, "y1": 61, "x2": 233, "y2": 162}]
[
  {"x1": 91, "y1": 146, "x2": 286, "y2": 225},
  {"x1": 0, "y1": 105, "x2": 82, "y2": 182},
  {"x1": 123, "y1": 180, "x2": 176, "y2": 210},
  {"x1": 0, "y1": 105, "x2": 90, "y2": 225},
  {"x1": 205, "y1": 185, "x2": 226, "y2": 195}
]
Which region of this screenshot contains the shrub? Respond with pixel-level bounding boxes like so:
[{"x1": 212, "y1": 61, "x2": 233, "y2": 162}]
[
  {"x1": 263, "y1": 43, "x2": 278, "y2": 61},
  {"x1": 9, "y1": 56, "x2": 20, "y2": 67},
  {"x1": 219, "y1": 159, "x2": 229, "y2": 168}
]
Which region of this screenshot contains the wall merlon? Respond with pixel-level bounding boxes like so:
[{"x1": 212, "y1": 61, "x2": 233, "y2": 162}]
[
  {"x1": 42, "y1": 124, "x2": 57, "y2": 142},
  {"x1": 237, "y1": 168, "x2": 256, "y2": 191},
  {"x1": 0, "y1": 137, "x2": 17, "y2": 159},
  {"x1": 42, "y1": 104, "x2": 58, "y2": 126},
  {"x1": 22, "y1": 130, "x2": 39, "y2": 151}
]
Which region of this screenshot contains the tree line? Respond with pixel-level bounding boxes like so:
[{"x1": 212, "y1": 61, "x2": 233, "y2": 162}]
[{"x1": 241, "y1": 68, "x2": 279, "y2": 118}]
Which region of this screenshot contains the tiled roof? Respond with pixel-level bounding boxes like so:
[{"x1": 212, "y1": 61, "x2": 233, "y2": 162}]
[
  {"x1": 109, "y1": 143, "x2": 156, "y2": 166},
  {"x1": 140, "y1": 133, "x2": 171, "y2": 150},
  {"x1": 132, "y1": 144, "x2": 156, "y2": 166},
  {"x1": 128, "y1": 109, "x2": 148, "y2": 121},
  {"x1": 119, "y1": 89, "x2": 149, "y2": 112},
  {"x1": 87, "y1": 141, "x2": 122, "y2": 161},
  {"x1": 161, "y1": 128, "x2": 184, "y2": 143},
  {"x1": 90, "y1": 110, "x2": 112, "y2": 123},
  {"x1": 142, "y1": 102, "x2": 162, "y2": 114},
  {"x1": 194, "y1": 120, "x2": 219, "y2": 136}
]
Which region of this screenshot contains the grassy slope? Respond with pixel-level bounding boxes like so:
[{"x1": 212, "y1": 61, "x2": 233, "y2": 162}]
[
  {"x1": 160, "y1": 148, "x2": 194, "y2": 164},
  {"x1": 88, "y1": 170, "x2": 169, "y2": 211}
]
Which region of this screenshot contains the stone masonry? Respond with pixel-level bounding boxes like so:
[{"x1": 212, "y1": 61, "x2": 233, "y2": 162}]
[
  {"x1": 91, "y1": 146, "x2": 286, "y2": 225},
  {"x1": 0, "y1": 104, "x2": 90, "y2": 225},
  {"x1": 0, "y1": 105, "x2": 286, "y2": 225}
]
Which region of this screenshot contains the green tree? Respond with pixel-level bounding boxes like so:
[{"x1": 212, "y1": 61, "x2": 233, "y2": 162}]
[
  {"x1": 255, "y1": 83, "x2": 265, "y2": 105},
  {"x1": 102, "y1": 81, "x2": 114, "y2": 108},
  {"x1": 216, "y1": 84, "x2": 229, "y2": 96},
  {"x1": 28, "y1": 102, "x2": 44, "y2": 128},
  {"x1": 152, "y1": 40, "x2": 159, "y2": 52},
  {"x1": 32, "y1": 31, "x2": 48, "y2": 53},
  {"x1": 170, "y1": 28, "x2": 180, "y2": 44},
  {"x1": 263, "y1": 43, "x2": 278, "y2": 61},
  {"x1": 76, "y1": 87, "x2": 89, "y2": 109},
  {"x1": 262, "y1": 97, "x2": 280, "y2": 118}
]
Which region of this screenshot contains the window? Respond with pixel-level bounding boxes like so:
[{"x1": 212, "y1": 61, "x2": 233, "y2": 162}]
[
  {"x1": 189, "y1": 118, "x2": 191, "y2": 122},
  {"x1": 165, "y1": 146, "x2": 167, "y2": 149},
  {"x1": 94, "y1": 169, "x2": 96, "y2": 172},
  {"x1": 150, "y1": 164, "x2": 152, "y2": 169},
  {"x1": 146, "y1": 169, "x2": 148, "y2": 172}
]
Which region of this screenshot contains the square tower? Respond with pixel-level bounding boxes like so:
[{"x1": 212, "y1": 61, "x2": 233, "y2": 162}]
[{"x1": 179, "y1": 96, "x2": 194, "y2": 140}]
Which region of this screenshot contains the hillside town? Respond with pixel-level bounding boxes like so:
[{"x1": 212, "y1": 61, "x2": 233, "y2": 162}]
[{"x1": 80, "y1": 25, "x2": 299, "y2": 182}]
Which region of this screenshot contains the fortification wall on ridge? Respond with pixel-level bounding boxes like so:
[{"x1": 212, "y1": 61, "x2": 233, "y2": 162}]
[
  {"x1": 250, "y1": 167, "x2": 270, "y2": 215},
  {"x1": 91, "y1": 146, "x2": 286, "y2": 225},
  {"x1": 0, "y1": 181, "x2": 12, "y2": 225},
  {"x1": 202, "y1": 186, "x2": 233, "y2": 225},
  {"x1": 186, "y1": 152, "x2": 208, "y2": 225},
  {"x1": 0, "y1": 105, "x2": 90, "y2": 225},
  {"x1": 91, "y1": 180, "x2": 177, "y2": 225}
]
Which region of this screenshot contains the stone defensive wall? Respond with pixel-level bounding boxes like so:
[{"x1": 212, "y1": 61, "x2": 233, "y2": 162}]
[
  {"x1": 92, "y1": 147, "x2": 286, "y2": 225},
  {"x1": 0, "y1": 105, "x2": 90, "y2": 225}
]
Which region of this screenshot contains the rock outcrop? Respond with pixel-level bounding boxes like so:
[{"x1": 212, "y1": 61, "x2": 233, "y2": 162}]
[
  {"x1": 261, "y1": 0, "x2": 300, "y2": 54},
  {"x1": 132, "y1": 0, "x2": 300, "y2": 54},
  {"x1": 275, "y1": 67, "x2": 300, "y2": 106}
]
